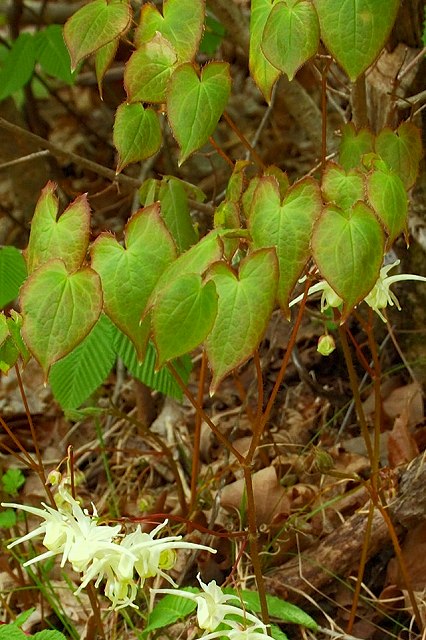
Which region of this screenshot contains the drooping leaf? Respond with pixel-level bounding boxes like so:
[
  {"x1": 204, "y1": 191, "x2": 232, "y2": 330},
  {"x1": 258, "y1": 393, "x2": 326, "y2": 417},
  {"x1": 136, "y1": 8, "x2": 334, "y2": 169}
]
[
  {"x1": 0, "y1": 33, "x2": 36, "y2": 100},
  {"x1": 205, "y1": 248, "x2": 278, "y2": 393},
  {"x1": 375, "y1": 122, "x2": 423, "y2": 189},
  {"x1": 167, "y1": 62, "x2": 231, "y2": 165},
  {"x1": 0, "y1": 246, "x2": 27, "y2": 309},
  {"x1": 311, "y1": 202, "x2": 385, "y2": 319},
  {"x1": 20, "y1": 260, "x2": 102, "y2": 375},
  {"x1": 125, "y1": 33, "x2": 177, "y2": 103},
  {"x1": 226, "y1": 590, "x2": 318, "y2": 629},
  {"x1": 91, "y1": 203, "x2": 176, "y2": 361},
  {"x1": 248, "y1": 176, "x2": 321, "y2": 314},
  {"x1": 249, "y1": 0, "x2": 281, "y2": 103},
  {"x1": 113, "y1": 330, "x2": 191, "y2": 400},
  {"x1": 157, "y1": 177, "x2": 198, "y2": 252},
  {"x1": 152, "y1": 273, "x2": 218, "y2": 367},
  {"x1": 64, "y1": 0, "x2": 131, "y2": 71},
  {"x1": 322, "y1": 163, "x2": 364, "y2": 210},
  {"x1": 49, "y1": 314, "x2": 116, "y2": 410},
  {"x1": 35, "y1": 25, "x2": 75, "y2": 85},
  {"x1": 366, "y1": 162, "x2": 408, "y2": 245},
  {"x1": 135, "y1": 0, "x2": 204, "y2": 63},
  {"x1": 113, "y1": 103, "x2": 162, "y2": 172},
  {"x1": 314, "y1": 0, "x2": 399, "y2": 81},
  {"x1": 95, "y1": 39, "x2": 119, "y2": 98},
  {"x1": 338, "y1": 123, "x2": 374, "y2": 170},
  {"x1": 24, "y1": 182, "x2": 90, "y2": 275},
  {"x1": 262, "y1": 0, "x2": 320, "y2": 81}
]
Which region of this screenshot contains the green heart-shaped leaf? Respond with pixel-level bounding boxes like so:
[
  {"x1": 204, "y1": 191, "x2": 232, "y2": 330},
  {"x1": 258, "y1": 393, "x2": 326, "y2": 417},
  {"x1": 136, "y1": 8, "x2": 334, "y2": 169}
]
[
  {"x1": 20, "y1": 260, "x2": 102, "y2": 375},
  {"x1": 125, "y1": 33, "x2": 177, "y2": 103},
  {"x1": 113, "y1": 103, "x2": 162, "y2": 172},
  {"x1": 135, "y1": 0, "x2": 204, "y2": 63},
  {"x1": 95, "y1": 39, "x2": 119, "y2": 98},
  {"x1": 338, "y1": 123, "x2": 374, "y2": 170},
  {"x1": 24, "y1": 182, "x2": 90, "y2": 275},
  {"x1": 249, "y1": 0, "x2": 281, "y2": 103},
  {"x1": 248, "y1": 176, "x2": 321, "y2": 314},
  {"x1": 64, "y1": 0, "x2": 131, "y2": 71},
  {"x1": 375, "y1": 122, "x2": 422, "y2": 189},
  {"x1": 0, "y1": 246, "x2": 27, "y2": 309},
  {"x1": 205, "y1": 248, "x2": 278, "y2": 393},
  {"x1": 262, "y1": 0, "x2": 320, "y2": 80},
  {"x1": 367, "y1": 164, "x2": 407, "y2": 245},
  {"x1": 152, "y1": 273, "x2": 218, "y2": 367},
  {"x1": 314, "y1": 0, "x2": 399, "y2": 81},
  {"x1": 322, "y1": 163, "x2": 364, "y2": 210},
  {"x1": 311, "y1": 202, "x2": 385, "y2": 319},
  {"x1": 91, "y1": 203, "x2": 176, "y2": 361},
  {"x1": 167, "y1": 62, "x2": 231, "y2": 165}
]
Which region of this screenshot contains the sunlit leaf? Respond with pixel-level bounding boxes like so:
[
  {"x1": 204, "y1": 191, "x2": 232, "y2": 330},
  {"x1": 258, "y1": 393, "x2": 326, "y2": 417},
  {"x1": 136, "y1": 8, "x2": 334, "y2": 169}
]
[
  {"x1": 113, "y1": 102, "x2": 162, "y2": 172},
  {"x1": 0, "y1": 246, "x2": 27, "y2": 309},
  {"x1": 125, "y1": 33, "x2": 177, "y2": 103},
  {"x1": 249, "y1": 0, "x2": 280, "y2": 103}
]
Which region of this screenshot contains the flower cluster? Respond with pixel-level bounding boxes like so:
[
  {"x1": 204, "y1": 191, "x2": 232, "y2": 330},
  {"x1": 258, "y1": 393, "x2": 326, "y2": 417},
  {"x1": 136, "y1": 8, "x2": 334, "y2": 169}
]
[
  {"x1": 290, "y1": 260, "x2": 426, "y2": 322},
  {"x1": 152, "y1": 574, "x2": 270, "y2": 640},
  {"x1": 1, "y1": 487, "x2": 216, "y2": 609}
]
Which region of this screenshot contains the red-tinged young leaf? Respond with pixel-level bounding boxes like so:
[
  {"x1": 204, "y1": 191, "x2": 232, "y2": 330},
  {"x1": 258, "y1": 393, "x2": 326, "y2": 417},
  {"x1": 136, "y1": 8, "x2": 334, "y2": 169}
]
[
  {"x1": 113, "y1": 103, "x2": 162, "y2": 173},
  {"x1": 262, "y1": 0, "x2": 320, "y2": 81},
  {"x1": 91, "y1": 203, "x2": 177, "y2": 361},
  {"x1": 322, "y1": 163, "x2": 364, "y2": 210},
  {"x1": 205, "y1": 248, "x2": 278, "y2": 393},
  {"x1": 135, "y1": 0, "x2": 204, "y2": 63},
  {"x1": 311, "y1": 202, "x2": 385, "y2": 319},
  {"x1": 152, "y1": 274, "x2": 218, "y2": 367},
  {"x1": 64, "y1": 0, "x2": 131, "y2": 71},
  {"x1": 314, "y1": 0, "x2": 399, "y2": 81},
  {"x1": 338, "y1": 123, "x2": 374, "y2": 171},
  {"x1": 225, "y1": 160, "x2": 251, "y2": 203},
  {"x1": 24, "y1": 182, "x2": 90, "y2": 275},
  {"x1": 167, "y1": 62, "x2": 231, "y2": 165},
  {"x1": 20, "y1": 260, "x2": 102, "y2": 376},
  {"x1": 96, "y1": 39, "x2": 119, "y2": 99},
  {"x1": 249, "y1": 0, "x2": 280, "y2": 103},
  {"x1": 375, "y1": 122, "x2": 423, "y2": 189},
  {"x1": 214, "y1": 201, "x2": 240, "y2": 259},
  {"x1": 248, "y1": 176, "x2": 321, "y2": 314},
  {"x1": 125, "y1": 33, "x2": 177, "y2": 103},
  {"x1": 367, "y1": 164, "x2": 408, "y2": 245}
]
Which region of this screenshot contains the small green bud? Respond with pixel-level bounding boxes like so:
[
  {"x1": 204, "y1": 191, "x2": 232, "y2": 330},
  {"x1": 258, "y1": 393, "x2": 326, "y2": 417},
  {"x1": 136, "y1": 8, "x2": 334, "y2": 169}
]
[{"x1": 317, "y1": 334, "x2": 336, "y2": 356}]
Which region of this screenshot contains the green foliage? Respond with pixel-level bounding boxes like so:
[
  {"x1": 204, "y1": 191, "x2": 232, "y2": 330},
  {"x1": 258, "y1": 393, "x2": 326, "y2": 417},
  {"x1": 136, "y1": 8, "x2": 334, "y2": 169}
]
[
  {"x1": 143, "y1": 588, "x2": 198, "y2": 635},
  {"x1": 200, "y1": 14, "x2": 226, "y2": 55},
  {"x1": 1, "y1": 467, "x2": 25, "y2": 496},
  {"x1": 0, "y1": 246, "x2": 27, "y2": 309},
  {"x1": 113, "y1": 103, "x2": 162, "y2": 172}
]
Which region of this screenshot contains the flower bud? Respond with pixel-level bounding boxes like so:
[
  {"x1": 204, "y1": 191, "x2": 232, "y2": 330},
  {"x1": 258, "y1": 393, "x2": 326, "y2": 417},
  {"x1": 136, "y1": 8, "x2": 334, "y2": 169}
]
[{"x1": 317, "y1": 334, "x2": 336, "y2": 356}]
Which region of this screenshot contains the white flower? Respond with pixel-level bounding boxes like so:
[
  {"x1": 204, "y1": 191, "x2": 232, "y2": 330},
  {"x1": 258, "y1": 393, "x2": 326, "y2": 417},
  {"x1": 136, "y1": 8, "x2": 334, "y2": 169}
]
[
  {"x1": 1, "y1": 489, "x2": 122, "y2": 570},
  {"x1": 289, "y1": 278, "x2": 342, "y2": 313},
  {"x1": 363, "y1": 260, "x2": 426, "y2": 322},
  {"x1": 152, "y1": 574, "x2": 266, "y2": 633}
]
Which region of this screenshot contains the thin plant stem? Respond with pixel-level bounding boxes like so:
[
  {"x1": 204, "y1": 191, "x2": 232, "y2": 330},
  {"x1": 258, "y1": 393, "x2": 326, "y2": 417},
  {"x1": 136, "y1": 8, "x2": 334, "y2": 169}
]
[
  {"x1": 223, "y1": 111, "x2": 265, "y2": 169},
  {"x1": 321, "y1": 58, "x2": 331, "y2": 175},
  {"x1": 0, "y1": 415, "x2": 39, "y2": 470},
  {"x1": 14, "y1": 365, "x2": 55, "y2": 507},
  {"x1": 346, "y1": 499, "x2": 375, "y2": 633},
  {"x1": 190, "y1": 350, "x2": 207, "y2": 514},
  {"x1": 242, "y1": 464, "x2": 270, "y2": 631},
  {"x1": 208, "y1": 135, "x2": 235, "y2": 169},
  {"x1": 168, "y1": 363, "x2": 245, "y2": 463},
  {"x1": 86, "y1": 582, "x2": 106, "y2": 640},
  {"x1": 337, "y1": 324, "x2": 374, "y2": 462},
  {"x1": 253, "y1": 349, "x2": 264, "y2": 422}
]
